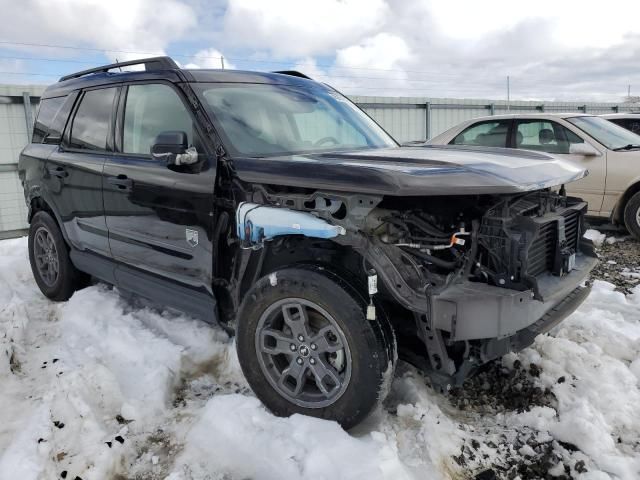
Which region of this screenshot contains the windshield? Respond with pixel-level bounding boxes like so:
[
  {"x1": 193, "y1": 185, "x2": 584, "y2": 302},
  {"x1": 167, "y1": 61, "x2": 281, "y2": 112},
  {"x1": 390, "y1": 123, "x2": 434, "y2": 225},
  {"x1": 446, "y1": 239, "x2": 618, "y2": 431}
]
[
  {"x1": 567, "y1": 116, "x2": 640, "y2": 150},
  {"x1": 194, "y1": 82, "x2": 396, "y2": 157}
]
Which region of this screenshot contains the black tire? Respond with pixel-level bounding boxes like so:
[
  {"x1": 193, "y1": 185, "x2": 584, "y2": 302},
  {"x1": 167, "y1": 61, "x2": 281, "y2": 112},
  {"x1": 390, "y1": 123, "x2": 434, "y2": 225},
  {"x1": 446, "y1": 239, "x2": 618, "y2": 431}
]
[
  {"x1": 236, "y1": 265, "x2": 396, "y2": 429},
  {"x1": 28, "y1": 211, "x2": 87, "y2": 301},
  {"x1": 623, "y1": 191, "x2": 640, "y2": 240}
]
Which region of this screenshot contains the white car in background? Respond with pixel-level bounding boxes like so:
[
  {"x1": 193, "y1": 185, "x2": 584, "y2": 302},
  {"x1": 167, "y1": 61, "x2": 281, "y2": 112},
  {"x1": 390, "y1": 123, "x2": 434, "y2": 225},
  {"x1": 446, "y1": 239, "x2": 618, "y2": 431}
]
[
  {"x1": 601, "y1": 113, "x2": 640, "y2": 135},
  {"x1": 428, "y1": 113, "x2": 640, "y2": 238}
]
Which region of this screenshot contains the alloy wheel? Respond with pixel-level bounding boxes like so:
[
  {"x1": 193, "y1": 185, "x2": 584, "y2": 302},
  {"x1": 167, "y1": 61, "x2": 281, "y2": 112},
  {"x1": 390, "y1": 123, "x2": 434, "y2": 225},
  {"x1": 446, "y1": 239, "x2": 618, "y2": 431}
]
[
  {"x1": 255, "y1": 298, "x2": 352, "y2": 408},
  {"x1": 33, "y1": 226, "x2": 59, "y2": 287}
]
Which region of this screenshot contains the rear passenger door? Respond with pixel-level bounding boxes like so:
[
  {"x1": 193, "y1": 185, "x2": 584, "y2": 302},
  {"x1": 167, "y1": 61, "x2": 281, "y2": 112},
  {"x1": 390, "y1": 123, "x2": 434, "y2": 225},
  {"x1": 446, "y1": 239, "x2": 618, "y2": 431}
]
[
  {"x1": 103, "y1": 82, "x2": 216, "y2": 293},
  {"x1": 47, "y1": 86, "x2": 118, "y2": 256},
  {"x1": 511, "y1": 119, "x2": 606, "y2": 213}
]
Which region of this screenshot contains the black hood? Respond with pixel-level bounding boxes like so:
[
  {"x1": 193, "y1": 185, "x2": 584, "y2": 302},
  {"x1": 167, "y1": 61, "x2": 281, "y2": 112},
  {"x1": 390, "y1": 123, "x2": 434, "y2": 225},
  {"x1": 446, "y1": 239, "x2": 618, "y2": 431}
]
[{"x1": 232, "y1": 145, "x2": 588, "y2": 196}]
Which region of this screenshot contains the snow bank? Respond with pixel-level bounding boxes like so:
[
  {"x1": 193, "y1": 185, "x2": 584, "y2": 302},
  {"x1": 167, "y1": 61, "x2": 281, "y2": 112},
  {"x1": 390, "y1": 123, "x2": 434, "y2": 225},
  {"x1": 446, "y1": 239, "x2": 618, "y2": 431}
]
[
  {"x1": 1, "y1": 236, "x2": 639, "y2": 479},
  {"x1": 0, "y1": 238, "x2": 239, "y2": 479},
  {"x1": 512, "y1": 280, "x2": 640, "y2": 477},
  {"x1": 168, "y1": 395, "x2": 412, "y2": 480}
]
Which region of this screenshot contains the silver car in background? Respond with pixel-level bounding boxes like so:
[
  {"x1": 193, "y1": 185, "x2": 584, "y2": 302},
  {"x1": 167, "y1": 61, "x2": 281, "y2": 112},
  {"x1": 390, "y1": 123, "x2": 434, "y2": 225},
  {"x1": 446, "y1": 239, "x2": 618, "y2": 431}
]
[{"x1": 428, "y1": 113, "x2": 640, "y2": 238}]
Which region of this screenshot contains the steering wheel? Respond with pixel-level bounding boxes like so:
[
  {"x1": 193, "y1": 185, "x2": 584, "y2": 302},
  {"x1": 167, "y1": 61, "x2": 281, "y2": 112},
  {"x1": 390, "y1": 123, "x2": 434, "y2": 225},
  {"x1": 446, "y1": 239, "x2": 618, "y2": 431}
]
[{"x1": 314, "y1": 136, "x2": 340, "y2": 147}]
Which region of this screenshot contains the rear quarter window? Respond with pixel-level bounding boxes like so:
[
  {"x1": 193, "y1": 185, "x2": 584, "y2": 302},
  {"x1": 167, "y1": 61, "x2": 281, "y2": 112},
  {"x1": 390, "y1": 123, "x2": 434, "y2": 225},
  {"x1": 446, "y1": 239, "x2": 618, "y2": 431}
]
[{"x1": 32, "y1": 96, "x2": 66, "y2": 143}]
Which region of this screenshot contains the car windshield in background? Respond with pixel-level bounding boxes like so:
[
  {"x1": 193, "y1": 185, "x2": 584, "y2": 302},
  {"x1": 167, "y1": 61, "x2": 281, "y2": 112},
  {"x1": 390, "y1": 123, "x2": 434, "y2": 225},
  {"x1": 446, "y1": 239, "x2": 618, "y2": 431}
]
[
  {"x1": 567, "y1": 116, "x2": 640, "y2": 150},
  {"x1": 195, "y1": 83, "x2": 397, "y2": 157}
]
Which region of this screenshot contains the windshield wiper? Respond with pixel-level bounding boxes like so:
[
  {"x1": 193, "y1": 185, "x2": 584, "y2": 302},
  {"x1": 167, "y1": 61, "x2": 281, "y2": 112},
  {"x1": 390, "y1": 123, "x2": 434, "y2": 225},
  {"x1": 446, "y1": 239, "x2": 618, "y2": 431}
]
[{"x1": 613, "y1": 144, "x2": 640, "y2": 151}]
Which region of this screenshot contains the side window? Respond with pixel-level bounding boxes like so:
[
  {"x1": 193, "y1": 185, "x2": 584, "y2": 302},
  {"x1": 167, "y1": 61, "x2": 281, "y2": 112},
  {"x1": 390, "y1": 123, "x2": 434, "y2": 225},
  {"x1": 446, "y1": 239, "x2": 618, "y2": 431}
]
[
  {"x1": 451, "y1": 120, "x2": 510, "y2": 148},
  {"x1": 514, "y1": 120, "x2": 583, "y2": 154},
  {"x1": 69, "y1": 88, "x2": 117, "y2": 151},
  {"x1": 123, "y1": 84, "x2": 196, "y2": 155},
  {"x1": 612, "y1": 118, "x2": 640, "y2": 135},
  {"x1": 32, "y1": 96, "x2": 66, "y2": 143}
]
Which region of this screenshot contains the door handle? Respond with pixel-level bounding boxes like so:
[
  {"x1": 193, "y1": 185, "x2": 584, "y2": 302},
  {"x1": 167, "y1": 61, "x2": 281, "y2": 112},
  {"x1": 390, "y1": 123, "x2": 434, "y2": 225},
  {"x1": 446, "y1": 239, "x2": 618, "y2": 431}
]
[
  {"x1": 107, "y1": 174, "x2": 133, "y2": 190},
  {"x1": 46, "y1": 165, "x2": 68, "y2": 178}
]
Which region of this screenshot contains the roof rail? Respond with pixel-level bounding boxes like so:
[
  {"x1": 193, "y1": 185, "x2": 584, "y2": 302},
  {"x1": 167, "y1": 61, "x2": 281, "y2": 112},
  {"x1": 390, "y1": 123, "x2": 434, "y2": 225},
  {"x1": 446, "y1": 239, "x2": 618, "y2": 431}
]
[
  {"x1": 272, "y1": 70, "x2": 311, "y2": 80},
  {"x1": 59, "y1": 56, "x2": 179, "y2": 82}
]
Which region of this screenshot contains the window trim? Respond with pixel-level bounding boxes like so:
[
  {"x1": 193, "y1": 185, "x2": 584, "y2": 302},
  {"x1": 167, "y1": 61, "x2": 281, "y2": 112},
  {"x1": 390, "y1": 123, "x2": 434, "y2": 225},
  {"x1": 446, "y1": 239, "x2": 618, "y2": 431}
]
[
  {"x1": 62, "y1": 85, "x2": 120, "y2": 155},
  {"x1": 114, "y1": 80, "x2": 209, "y2": 162},
  {"x1": 449, "y1": 119, "x2": 513, "y2": 148}
]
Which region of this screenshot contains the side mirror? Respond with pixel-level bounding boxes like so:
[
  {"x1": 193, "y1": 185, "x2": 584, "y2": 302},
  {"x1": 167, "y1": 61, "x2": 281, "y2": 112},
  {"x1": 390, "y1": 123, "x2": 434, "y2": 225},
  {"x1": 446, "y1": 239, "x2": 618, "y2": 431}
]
[
  {"x1": 150, "y1": 131, "x2": 198, "y2": 166},
  {"x1": 569, "y1": 142, "x2": 599, "y2": 156}
]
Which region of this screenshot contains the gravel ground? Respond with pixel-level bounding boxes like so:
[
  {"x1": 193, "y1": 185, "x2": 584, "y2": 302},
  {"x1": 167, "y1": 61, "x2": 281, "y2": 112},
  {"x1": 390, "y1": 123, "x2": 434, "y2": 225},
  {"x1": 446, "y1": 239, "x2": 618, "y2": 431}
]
[
  {"x1": 444, "y1": 231, "x2": 640, "y2": 479},
  {"x1": 590, "y1": 236, "x2": 640, "y2": 294}
]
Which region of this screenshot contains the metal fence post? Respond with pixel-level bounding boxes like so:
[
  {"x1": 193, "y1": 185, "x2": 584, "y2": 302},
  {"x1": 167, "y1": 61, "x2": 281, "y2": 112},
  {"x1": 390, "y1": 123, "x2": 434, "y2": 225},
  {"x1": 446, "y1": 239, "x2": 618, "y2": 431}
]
[
  {"x1": 424, "y1": 102, "x2": 431, "y2": 140},
  {"x1": 489, "y1": 103, "x2": 495, "y2": 116},
  {"x1": 22, "y1": 92, "x2": 34, "y2": 141}
]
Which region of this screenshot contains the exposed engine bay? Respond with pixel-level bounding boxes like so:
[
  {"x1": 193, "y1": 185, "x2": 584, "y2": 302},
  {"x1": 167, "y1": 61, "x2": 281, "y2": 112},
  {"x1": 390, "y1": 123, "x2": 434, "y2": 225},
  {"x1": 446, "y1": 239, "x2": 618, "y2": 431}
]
[
  {"x1": 242, "y1": 186, "x2": 589, "y2": 293},
  {"x1": 224, "y1": 184, "x2": 596, "y2": 388},
  {"x1": 365, "y1": 189, "x2": 586, "y2": 297}
]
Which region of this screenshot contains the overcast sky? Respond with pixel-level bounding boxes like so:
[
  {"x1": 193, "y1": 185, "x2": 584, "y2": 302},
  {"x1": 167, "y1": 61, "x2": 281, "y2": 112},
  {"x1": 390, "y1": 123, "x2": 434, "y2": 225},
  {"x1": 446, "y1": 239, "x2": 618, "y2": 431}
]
[{"x1": 1, "y1": 0, "x2": 639, "y2": 102}]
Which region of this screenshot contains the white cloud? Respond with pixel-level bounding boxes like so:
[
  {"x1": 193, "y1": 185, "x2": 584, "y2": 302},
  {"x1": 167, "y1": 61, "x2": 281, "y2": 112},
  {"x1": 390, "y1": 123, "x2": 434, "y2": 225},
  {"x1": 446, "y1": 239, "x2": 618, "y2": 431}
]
[
  {"x1": 222, "y1": 0, "x2": 389, "y2": 57},
  {"x1": 2, "y1": 0, "x2": 197, "y2": 61},
  {"x1": 336, "y1": 33, "x2": 412, "y2": 71},
  {"x1": 414, "y1": 0, "x2": 640, "y2": 50},
  {"x1": 1, "y1": 0, "x2": 640, "y2": 100},
  {"x1": 291, "y1": 58, "x2": 327, "y2": 79},
  {"x1": 312, "y1": 0, "x2": 640, "y2": 100},
  {"x1": 183, "y1": 48, "x2": 235, "y2": 69}
]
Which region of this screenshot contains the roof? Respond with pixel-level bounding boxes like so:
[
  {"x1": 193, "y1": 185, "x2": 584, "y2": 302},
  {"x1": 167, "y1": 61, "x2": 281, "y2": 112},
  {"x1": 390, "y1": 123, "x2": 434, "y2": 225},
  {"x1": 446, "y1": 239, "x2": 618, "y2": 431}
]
[
  {"x1": 600, "y1": 113, "x2": 640, "y2": 119},
  {"x1": 466, "y1": 112, "x2": 593, "y2": 122},
  {"x1": 42, "y1": 56, "x2": 317, "y2": 99}
]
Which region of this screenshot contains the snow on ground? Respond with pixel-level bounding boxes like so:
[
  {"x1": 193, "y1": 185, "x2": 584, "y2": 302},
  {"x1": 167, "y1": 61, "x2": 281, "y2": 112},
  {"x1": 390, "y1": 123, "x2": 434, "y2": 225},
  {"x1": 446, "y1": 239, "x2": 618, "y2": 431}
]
[
  {"x1": 1, "y1": 236, "x2": 639, "y2": 479},
  {"x1": 584, "y1": 229, "x2": 607, "y2": 247}
]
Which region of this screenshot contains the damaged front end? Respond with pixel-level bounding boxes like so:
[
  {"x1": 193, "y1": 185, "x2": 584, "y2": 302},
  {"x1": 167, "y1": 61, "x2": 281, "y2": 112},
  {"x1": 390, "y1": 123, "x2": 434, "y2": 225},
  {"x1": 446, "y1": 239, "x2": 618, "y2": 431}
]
[
  {"x1": 231, "y1": 185, "x2": 597, "y2": 389},
  {"x1": 367, "y1": 190, "x2": 597, "y2": 388}
]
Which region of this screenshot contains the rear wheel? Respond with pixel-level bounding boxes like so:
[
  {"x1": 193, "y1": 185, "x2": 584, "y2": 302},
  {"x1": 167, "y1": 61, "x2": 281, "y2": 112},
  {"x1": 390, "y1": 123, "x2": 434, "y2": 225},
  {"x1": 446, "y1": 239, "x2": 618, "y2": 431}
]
[
  {"x1": 28, "y1": 211, "x2": 87, "y2": 301},
  {"x1": 236, "y1": 266, "x2": 396, "y2": 429},
  {"x1": 623, "y1": 191, "x2": 640, "y2": 239}
]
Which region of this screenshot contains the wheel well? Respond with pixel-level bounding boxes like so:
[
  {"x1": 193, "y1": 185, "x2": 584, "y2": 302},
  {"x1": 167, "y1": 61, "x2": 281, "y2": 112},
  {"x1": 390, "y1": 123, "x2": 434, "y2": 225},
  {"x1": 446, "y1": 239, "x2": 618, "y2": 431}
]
[
  {"x1": 613, "y1": 182, "x2": 640, "y2": 224},
  {"x1": 260, "y1": 237, "x2": 362, "y2": 278},
  {"x1": 218, "y1": 236, "x2": 380, "y2": 324},
  {"x1": 29, "y1": 197, "x2": 55, "y2": 223}
]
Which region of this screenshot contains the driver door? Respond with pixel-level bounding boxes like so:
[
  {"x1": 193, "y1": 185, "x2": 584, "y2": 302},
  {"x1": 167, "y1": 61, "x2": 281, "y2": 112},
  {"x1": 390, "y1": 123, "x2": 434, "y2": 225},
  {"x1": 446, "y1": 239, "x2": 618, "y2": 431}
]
[{"x1": 103, "y1": 82, "x2": 216, "y2": 292}]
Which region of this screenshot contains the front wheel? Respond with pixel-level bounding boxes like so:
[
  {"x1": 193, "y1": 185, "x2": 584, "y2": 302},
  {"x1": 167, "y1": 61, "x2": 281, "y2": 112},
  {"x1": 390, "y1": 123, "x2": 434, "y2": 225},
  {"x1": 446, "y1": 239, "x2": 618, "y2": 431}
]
[
  {"x1": 623, "y1": 191, "x2": 640, "y2": 240},
  {"x1": 236, "y1": 266, "x2": 396, "y2": 429}
]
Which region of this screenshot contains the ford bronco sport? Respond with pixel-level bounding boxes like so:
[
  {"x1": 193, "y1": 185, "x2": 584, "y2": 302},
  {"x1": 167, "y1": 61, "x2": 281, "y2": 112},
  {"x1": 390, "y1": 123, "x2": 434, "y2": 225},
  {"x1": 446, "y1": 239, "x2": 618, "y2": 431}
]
[{"x1": 19, "y1": 57, "x2": 597, "y2": 428}]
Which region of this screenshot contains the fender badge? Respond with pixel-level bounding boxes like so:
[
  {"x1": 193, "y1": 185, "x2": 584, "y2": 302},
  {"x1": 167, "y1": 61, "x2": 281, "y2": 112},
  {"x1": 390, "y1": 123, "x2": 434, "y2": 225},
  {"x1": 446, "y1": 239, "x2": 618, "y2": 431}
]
[{"x1": 186, "y1": 228, "x2": 199, "y2": 247}]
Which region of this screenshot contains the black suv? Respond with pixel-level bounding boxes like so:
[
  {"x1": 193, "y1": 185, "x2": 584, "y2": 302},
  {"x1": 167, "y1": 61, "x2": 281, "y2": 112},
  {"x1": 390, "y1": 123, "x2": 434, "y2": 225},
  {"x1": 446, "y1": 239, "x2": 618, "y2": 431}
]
[{"x1": 19, "y1": 57, "x2": 597, "y2": 428}]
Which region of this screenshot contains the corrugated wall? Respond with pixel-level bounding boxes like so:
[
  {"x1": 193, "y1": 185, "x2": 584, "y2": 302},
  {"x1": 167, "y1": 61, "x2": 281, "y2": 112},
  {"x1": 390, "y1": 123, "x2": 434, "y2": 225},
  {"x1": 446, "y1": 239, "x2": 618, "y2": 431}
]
[
  {"x1": 351, "y1": 96, "x2": 635, "y2": 143},
  {"x1": 0, "y1": 84, "x2": 636, "y2": 236},
  {"x1": 0, "y1": 84, "x2": 44, "y2": 237}
]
